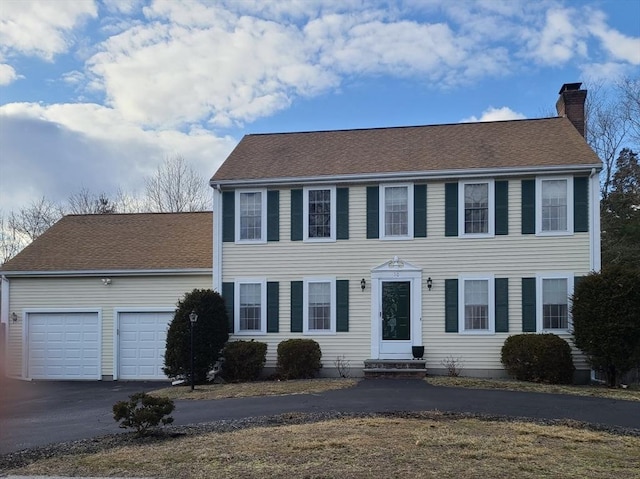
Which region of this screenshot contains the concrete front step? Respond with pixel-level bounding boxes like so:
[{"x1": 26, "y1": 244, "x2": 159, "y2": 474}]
[{"x1": 363, "y1": 359, "x2": 427, "y2": 379}]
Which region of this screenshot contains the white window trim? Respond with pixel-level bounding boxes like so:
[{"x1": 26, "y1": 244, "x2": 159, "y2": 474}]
[
  {"x1": 235, "y1": 189, "x2": 267, "y2": 244},
  {"x1": 536, "y1": 177, "x2": 574, "y2": 236},
  {"x1": 303, "y1": 277, "x2": 336, "y2": 335},
  {"x1": 458, "y1": 273, "x2": 495, "y2": 335},
  {"x1": 458, "y1": 179, "x2": 495, "y2": 238},
  {"x1": 379, "y1": 183, "x2": 414, "y2": 240},
  {"x1": 536, "y1": 273, "x2": 574, "y2": 334},
  {"x1": 303, "y1": 186, "x2": 336, "y2": 242},
  {"x1": 234, "y1": 278, "x2": 267, "y2": 335}
]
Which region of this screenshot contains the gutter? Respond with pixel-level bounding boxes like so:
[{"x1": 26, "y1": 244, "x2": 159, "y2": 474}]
[{"x1": 0, "y1": 268, "x2": 213, "y2": 278}]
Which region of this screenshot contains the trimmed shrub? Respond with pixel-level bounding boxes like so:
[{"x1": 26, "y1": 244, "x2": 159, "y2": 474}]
[
  {"x1": 277, "y1": 339, "x2": 322, "y2": 379},
  {"x1": 163, "y1": 289, "x2": 229, "y2": 383},
  {"x1": 221, "y1": 340, "x2": 268, "y2": 382},
  {"x1": 501, "y1": 334, "x2": 575, "y2": 384},
  {"x1": 113, "y1": 392, "x2": 174, "y2": 436}
]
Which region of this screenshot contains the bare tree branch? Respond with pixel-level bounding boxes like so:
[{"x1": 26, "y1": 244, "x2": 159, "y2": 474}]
[
  {"x1": 8, "y1": 197, "x2": 63, "y2": 242},
  {"x1": 67, "y1": 188, "x2": 116, "y2": 214},
  {"x1": 0, "y1": 210, "x2": 24, "y2": 265},
  {"x1": 144, "y1": 155, "x2": 210, "y2": 212}
]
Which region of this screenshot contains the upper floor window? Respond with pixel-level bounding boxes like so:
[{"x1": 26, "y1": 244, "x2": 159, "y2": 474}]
[
  {"x1": 536, "y1": 177, "x2": 573, "y2": 235},
  {"x1": 380, "y1": 184, "x2": 413, "y2": 240},
  {"x1": 459, "y1": 180, "x2": 494, "y2": 237},
  {"x1": 236, "y1": 190, "x2": 266, "y2": 243},
  {"x1": 538, "y1": 275, "x2": 572, "y2": 332},
  {"x1": 303, "y1": 278, "x2": 336, "y2": 334},
  {"x1": 304, "y1": 187, "x2": 336, "y2": 242},
  {"x1": 458, "y1": 274, "x2": 495, "y2": 334}
]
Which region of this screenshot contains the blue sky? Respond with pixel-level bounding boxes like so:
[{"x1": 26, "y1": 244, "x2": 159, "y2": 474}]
[{"x1": 1, "y1": 0, "x2": 639, "y2": 213}]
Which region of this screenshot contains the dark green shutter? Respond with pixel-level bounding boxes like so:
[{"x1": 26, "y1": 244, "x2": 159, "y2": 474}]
[
  {"x1": 267, "y1": 190, "x2": 280, "y2": 242},
  {"x1": 522, "y1": 277, "x2": 536, "y2": 332},
  {"x1": 336, "y1": 280, "x2": 349, "y2": 332},
  {"x1": 574, "y1": 276, "x2": 585, "y2": 295},
  {"x1": 521, "y1": 180, "x2": 535, "y2": 234},
  {"x1": 445, "y1": 279, "x2": 458, "y2": 332},
  {"x1": 336, "y1": 188, "x2": 349, "y2": 240},
  {"x1": 221, "y1": 282, "x2": 234, "y2": 332},
  {"x1": 445, "y1": 183, "x2": 458, "y2": 237},
  {"x1": 366, "y1": 186, "x2": 379, "y2": 239},
  {"x1": 222, "y1": 191, "x2": 235, "y2": 242},
  {"x1": 495, "y1": 278, "x2": 509, "y2": 333},
  {"x1": 414, "y1": 184, "x2": 427, "y2": 238},
  {"x1": 290, "y1": 281, "x2": 303, "y2": 332},
  {"x1": 574, "y1": 177, "x2": 589, "y2": 233},
  {"x1": 495, "y1": 180, "x2": 509, "y2": 235},
  {"x1": 290, "y1": 189, "x2": 303, "y2": 241},
  {"x1": 267, "y1": 282, "x2": 279, "y2": 333}
]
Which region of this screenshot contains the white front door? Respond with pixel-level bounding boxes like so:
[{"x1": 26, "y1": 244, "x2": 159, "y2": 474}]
[{"x1": 371, "y1": 257, "x2": 423, "y2": 359}]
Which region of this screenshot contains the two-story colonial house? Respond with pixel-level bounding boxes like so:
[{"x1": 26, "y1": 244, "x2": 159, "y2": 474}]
[{"x1": 211, "y1": 83, "x2": 601, "y2": 381}]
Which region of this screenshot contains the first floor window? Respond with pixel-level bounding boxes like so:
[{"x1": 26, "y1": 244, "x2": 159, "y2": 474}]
[
  {"x1": 236, "y1": 281, "x2": 266, "y2": 333},
  {"x1": 459, "y1": 275, "x2": 494, "y2": 333},
  {"x1": 542, "y1": 278, "x2": 568, "y2": 330},
  {"x1": 304, "y1": 278, "x2": 336, "y2": 333}
]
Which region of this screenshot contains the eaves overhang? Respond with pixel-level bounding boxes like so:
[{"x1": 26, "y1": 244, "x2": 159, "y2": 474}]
[{"x1": 210, "y1": 163, "x2": 602, "y2": 189}]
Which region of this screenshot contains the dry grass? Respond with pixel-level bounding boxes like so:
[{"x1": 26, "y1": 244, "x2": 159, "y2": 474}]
[
  {"x1": 149, "y1": 378, "x2": 359, "y2": 400},
  {"x1": 9, "y1": 415, "x2": 640, "y2": 478},
  {"x1": 426, "y1": 376, "x2": 640, "y2": 402}
]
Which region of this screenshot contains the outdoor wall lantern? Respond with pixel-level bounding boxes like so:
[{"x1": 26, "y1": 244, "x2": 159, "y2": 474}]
[
  {"x1": 189, "y1": 310, "x2": 198, "y2": 391},
  {"x1": 11, "y1": 312, "x2": 18, "y2": 322},
  {"x1": 427, "y1": 277, "x2": 433, "y2": 291},
  {"x1": 361, "y1": 278, "x2": 366, "y2": 291}
]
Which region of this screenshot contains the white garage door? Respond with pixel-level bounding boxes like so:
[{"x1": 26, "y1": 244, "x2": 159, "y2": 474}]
[
  {"x1": 28, "y1": 312, "x2": 100, "y2": 380},
  {"x1": 118, "y1": 312, "x2": 173, "y2": 380}
]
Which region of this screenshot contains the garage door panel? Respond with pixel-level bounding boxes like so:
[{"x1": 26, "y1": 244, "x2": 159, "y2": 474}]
[
  {"x1": 28, "y1": 312, "x2": 100, "y2": 380},
  {"x1": 118, "y1": 312, "x2": 172, "y2": 380}
]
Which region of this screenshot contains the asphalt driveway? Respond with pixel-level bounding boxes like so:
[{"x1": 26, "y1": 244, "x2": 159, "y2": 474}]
[{"x1": 1, "y1": 378, "x2": 639, "y2": 456}]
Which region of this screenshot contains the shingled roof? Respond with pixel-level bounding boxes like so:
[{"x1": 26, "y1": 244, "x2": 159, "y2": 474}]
[
  {"x1": 212, "y1": 117, "x2": 601, "y2": 184},
  {"x1": 1, "y1": 212, "x2": 212, "y2": 273}
]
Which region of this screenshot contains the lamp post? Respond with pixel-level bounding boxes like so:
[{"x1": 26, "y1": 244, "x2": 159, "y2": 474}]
[{"x1": 189, "y1": 310, "x2": 198, "y2": 391}]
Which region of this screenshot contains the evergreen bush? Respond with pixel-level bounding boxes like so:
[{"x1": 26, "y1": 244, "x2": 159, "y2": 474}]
[
  {"x1": 277, "y1": 339, "x2": 322, "y2": 379},
  {"x1": 501, "y1": 333, "x2": 575, "y2": 384},
  {"x1": 221, "y1": 340, "x2": 268, "y2": 382}
]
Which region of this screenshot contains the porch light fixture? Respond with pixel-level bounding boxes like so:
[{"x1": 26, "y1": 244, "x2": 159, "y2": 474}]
[
  {"x1": 361, "y1": 278, "x2": 366, "y2": 291},
  {"x1": 189, "y1": 310, "x2": 198, "y2": 391},
  {"x1": 427, "y1": 277, "x2": 433, "y2": 291},
  {"x1": 11, "y1": 312, "x2": 18, "y2": 322}
]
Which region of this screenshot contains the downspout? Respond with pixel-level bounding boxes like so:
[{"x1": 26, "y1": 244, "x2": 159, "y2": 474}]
[
  {"x1": 211, "y1": 183, "x2": 223, "y2": 292},
  {"x1": 589, "y1": 167, "x2": 601, "y2": 272},
  {"x1": 1, "y1": 275, "x2": 9, "y2": 378}
]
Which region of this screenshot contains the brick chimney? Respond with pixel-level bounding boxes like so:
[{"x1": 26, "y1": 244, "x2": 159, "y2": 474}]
[{"x1": 556, "y1": 82, "x2": 587, "y2": 137}]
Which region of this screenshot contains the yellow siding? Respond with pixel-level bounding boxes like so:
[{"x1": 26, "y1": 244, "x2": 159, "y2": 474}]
[
  {"x1": 222, "y1": 181, "x2": 591, "y2": 372},
  {"x1": 6, "y1": 275, "x2": 212, "y2": 377}
]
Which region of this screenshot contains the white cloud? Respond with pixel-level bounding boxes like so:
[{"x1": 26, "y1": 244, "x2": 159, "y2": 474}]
[
  {"x1": 461, "y1": 106, "x2": 526, "y2": 123},
  {"x1": 0, "y1": 63, "x2": 19, "y2": 85},
  {"x1": 526, "y1": 8, "x2": 587, "y2": 65},
  {"x1": 588, "y1": 11, "x2": 640, "y2": 65},
  {"x1": 580, "y1": 62, "x2": 634, "y2": 83},
  {"x1": 0, "y1": 0, "x2": 98, "y2": 61},
  {"x1": 0, "y1": 102, "x2": 236, "y2": 213}
]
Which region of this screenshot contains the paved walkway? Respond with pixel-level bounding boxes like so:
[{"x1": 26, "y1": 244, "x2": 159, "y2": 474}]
[{"x1": 2, "y1": 378, "x2": 639, "y2": 458}]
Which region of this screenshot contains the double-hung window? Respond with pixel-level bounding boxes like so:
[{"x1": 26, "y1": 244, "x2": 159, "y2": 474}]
[
  {"x1": 235, "y1": 280, "x2": 266, "y2": 334},
  {"x1": 538, "y1": 275, "x2": 572, "y2": 332},
  {"x1": 380, "y1": 184, "x2": 413, "y2": 239},
  {"x1": 303, "y1": 278, "x2": 336, "y2": 334},
  {"x1": 536, "y1": 177, "x2": 573, "y2": 235},
  {"x1": 459, "y1": 275, "x2": 495, "y2": 334},
  {"x1": 236, "y1": 190, "x2": 266, "y2": 243},
  {"x1": 303, "y1": 187, "x2": 336, "y2": 241},
  {"x1": 459, "y1": 180, "x2": 494, "y2": 237}
]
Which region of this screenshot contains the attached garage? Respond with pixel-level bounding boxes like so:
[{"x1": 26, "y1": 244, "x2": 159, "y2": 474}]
[
  {"x1": 117, "y1": 311, "x2": 173, "y2": 380},
  {"x1": 27, "y1": 311, "x2": 101, "y2": 380}
]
